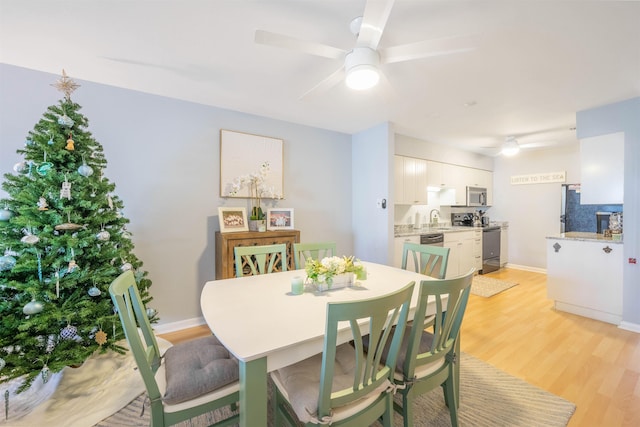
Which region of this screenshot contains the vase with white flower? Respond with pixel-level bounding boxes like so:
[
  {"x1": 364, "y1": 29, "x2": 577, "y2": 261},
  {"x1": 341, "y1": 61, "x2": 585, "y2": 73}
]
[
  {"x1": 227, "y1": 161, "x2": 279, "y2": 231},
  {"x1": 304, "y1": 256, "x2": 365, "y2": 291}
]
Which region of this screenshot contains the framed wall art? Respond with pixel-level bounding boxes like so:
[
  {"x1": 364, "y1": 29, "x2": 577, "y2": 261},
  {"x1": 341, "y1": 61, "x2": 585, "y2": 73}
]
[
  {"x1": 220, "y1": 129, "x2": 284, "y2": 199},
  {"x1": 218, "y1": 207, "x2": 248, "y2": 233},
  {"x1": 267, "y1": 208, "x2": 294, "y2": 230}
]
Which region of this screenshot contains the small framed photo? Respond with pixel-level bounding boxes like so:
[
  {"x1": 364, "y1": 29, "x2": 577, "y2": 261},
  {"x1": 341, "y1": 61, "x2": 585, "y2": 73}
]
[
  {"x1": 218, "y1": 207, "x2": 248, "y2": 233},
  {"x1": 267, "y1": 208, "x2": 294, "y2": 230}
]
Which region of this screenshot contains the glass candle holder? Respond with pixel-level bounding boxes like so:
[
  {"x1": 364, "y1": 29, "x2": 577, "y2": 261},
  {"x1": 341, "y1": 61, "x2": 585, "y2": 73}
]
[{"x1": 291, "y1": 276, "x2": 304, "y2": 295}]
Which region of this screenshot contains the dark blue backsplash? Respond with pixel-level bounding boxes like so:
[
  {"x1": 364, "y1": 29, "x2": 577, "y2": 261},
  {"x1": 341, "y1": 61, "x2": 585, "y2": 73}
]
[{"x1": 565, "y1": 187, "x2": 622, "y2": 232}]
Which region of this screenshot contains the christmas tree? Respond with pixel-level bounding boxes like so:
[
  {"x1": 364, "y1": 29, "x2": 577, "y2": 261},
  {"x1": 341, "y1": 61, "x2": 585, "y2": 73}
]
[{"x1": 0, "y1": 71, "x2": 154, "y2": 392}]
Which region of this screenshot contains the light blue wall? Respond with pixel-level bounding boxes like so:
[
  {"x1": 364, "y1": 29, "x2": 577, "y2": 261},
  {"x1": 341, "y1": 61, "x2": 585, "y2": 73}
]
[
  {"x1": 576, "y1": 97, "x2": 640, "y2": 328},
  {"x1": 0, "y1": 64, "x2": 354, "y2": 326},
  {"x1": 352, "y1": 123, "x2": 394, "y2": 264}
]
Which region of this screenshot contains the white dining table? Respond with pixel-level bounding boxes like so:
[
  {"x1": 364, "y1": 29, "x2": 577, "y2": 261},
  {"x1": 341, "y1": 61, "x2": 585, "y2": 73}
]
[{"x1": 200, "y1": 261, "x2": 435, "y2": 427}]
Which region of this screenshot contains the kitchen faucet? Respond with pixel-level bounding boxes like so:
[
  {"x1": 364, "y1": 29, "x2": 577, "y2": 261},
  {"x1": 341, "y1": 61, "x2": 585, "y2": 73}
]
[{"x1": 430, "y1": 209, "x2": 440, "y2": 224}]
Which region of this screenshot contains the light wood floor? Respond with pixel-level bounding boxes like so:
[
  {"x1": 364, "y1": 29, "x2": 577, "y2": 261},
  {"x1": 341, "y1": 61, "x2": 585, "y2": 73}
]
[{"x1": 159, "y1": 268, "x2": 640, "y2": 426}]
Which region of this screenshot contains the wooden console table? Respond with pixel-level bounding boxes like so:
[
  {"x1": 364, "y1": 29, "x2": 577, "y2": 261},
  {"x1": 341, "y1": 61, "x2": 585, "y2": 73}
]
[{"x1": 215, "y1": 230, "x2": 301, "y2": 279}]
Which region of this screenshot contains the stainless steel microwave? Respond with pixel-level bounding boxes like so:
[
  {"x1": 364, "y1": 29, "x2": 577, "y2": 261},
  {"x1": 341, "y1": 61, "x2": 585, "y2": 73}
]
[{"x1": 466, "y1": 186, "x2": 487, "y2": 206}]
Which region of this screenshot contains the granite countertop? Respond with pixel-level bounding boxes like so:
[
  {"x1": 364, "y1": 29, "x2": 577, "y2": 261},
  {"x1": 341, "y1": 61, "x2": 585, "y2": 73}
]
[
  {"x1": 394, "y1": 226, "x2": 480, "y2": 237},
  {"x1": 546, "y1": 232, "x2": 623, "y2": 244}
]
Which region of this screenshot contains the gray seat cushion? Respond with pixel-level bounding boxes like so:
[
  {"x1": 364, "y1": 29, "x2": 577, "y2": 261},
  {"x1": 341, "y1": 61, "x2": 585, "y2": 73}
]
[{"x1": 162, "y1": 335, "x2": 239, "y2": 405}]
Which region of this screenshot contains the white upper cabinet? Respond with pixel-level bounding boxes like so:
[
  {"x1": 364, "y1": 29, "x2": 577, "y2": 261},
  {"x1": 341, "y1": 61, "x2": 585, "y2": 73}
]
[
  {"x1": 394, "y1": 155, "x2": 427, "y2": 205},
  {"x1": 467, "y1": 168, "x2": 493, "y2": 206},
  {"x1": 580, "y1": 132, "x2": 624, "y2": 204}
]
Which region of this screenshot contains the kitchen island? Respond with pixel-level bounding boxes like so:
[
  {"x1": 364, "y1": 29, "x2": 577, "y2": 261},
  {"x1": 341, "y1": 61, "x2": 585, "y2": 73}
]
[{"x1": 546, "y1": 232, "x2": 623, "y2": 324}]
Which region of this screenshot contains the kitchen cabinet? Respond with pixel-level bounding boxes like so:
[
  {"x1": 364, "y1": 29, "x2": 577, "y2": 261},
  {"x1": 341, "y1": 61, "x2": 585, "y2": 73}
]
[
  {"x1": 444, "y1": 231, "x2": 475, "y2": 278},
  {"x1": 546, "y1": 236, "x2": 623, "y2": 324},
  {"x1": 499, "y1": 224, "x2": 508, "y2": 267},
  {"x1": 580, "y1": 132, "x2": 624, "y2": 204},
  {"x1": 433, "y1": 162, "x2": 493, "y2": 206},
  {"x1": 472, "y1": 229, "x2": 482, "y2": 271},
  {"x1": 394, "y1": 156, "x2": 427, "y2": 205},
  {"x1": 467, "y1": 168, "x2": 493, "y2": 206},
  {"x1": 394, "y1": 235, "x2": 420, "y2": 269},
  {"x1": 439, "y1": 163, "x2": 466, "y2": 206}
]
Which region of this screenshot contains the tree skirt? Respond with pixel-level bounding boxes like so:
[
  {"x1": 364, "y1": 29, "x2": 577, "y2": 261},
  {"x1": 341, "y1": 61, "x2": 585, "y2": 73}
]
[
  {"x1": 471, "y1": 275, "x2": 518, "y2": 297},
  {"x1": 0, "y1": 337, "x2": 171, "y2": 427}
]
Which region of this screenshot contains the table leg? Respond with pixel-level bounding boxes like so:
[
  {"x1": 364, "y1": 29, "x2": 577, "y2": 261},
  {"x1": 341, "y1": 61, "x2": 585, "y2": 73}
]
[{"x1": 239, "y1": 357, "x2": 268, "y2": 427}]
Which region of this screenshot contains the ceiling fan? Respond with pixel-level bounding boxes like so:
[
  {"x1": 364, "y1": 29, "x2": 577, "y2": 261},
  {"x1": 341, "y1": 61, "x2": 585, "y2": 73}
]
[
  {"x1": 484, "y1": 127, "x2": 575, "y2": 157},
  {"x1": 254, "y1": 0, "x2": 473, "y2": 98}
]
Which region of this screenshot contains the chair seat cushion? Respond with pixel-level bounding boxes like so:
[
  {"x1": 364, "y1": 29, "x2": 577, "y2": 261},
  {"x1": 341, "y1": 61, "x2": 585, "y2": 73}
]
[
  {"x1": 162, "y1": 335, "x2": 239, "y2": 405},
  {"x1": 271, "y1": 343, "x2": 390, "y2": 424}
]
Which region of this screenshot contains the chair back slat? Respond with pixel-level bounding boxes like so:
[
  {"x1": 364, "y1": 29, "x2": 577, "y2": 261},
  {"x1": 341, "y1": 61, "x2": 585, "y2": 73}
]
[
  {"x1": 234, "y1": 244, "x2": 287, "y2": 277},
  {"x1": 316, "y1": 281, "x2": 415, "y2": 418},
  {"x1": 401, "y1": 242, "x2": 450, "y2": 279},
  {"x1": 293, "y1": 242, "x2": 336, "y2": 269}
]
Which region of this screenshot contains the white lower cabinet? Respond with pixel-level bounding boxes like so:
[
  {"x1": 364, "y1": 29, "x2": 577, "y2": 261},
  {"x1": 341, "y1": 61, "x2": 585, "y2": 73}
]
[
  {"x1": 546, "y1": 238, "x2": 623, "y2": 324},
  {"x1": 444, "y1": 231, "x2": 475, "y2": 278},
  {"x1": 500, "y1": 225, "x2": 508, "y2": 267},
  {"x1": 394, "y1": 235, "x2": 419, "y2": 269},
  {"x1": 473, "y1": 229, "x2": 482, "y2": 271}
]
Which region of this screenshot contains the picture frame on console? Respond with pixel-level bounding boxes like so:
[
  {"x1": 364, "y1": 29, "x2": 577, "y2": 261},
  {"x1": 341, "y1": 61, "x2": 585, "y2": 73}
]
[
  {"x1": 267, "y1": 208, "x2": 294, "y2": 230},
  {"x1": 218, "y1": 207, "x2": 249, "y2": 233}
]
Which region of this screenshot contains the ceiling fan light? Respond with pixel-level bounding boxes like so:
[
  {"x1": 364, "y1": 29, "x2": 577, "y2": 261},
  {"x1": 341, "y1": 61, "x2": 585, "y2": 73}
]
[
  {"x1": 346, "y1": 65, "x2": 380, "y2": 90},
  {"x1": 345, "y1": 47, "x2": 380, "y2": 90},
  {"x1": 501, "y1": 137, "x2": 520, "y2": 156}
]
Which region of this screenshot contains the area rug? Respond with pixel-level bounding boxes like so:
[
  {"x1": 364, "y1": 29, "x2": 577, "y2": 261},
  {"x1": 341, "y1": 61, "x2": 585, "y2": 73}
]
[
  {"x1": 471, "y1": 275, "x2": 518, "y2": 297},
  {"x1": 96, "y1": 353, "x2": 575, "y2": 427}
]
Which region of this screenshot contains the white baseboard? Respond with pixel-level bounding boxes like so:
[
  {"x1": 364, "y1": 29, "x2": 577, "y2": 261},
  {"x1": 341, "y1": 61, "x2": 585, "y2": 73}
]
[
  {"x1": 619, "y1": 321, "x2": 640, "y2": 334},
  {"x1": 503, "y1": 263, "x2": 547, "y2": 274},
  {"x1": 153, "y1": 317, "x2": 206, "y2": 334}
]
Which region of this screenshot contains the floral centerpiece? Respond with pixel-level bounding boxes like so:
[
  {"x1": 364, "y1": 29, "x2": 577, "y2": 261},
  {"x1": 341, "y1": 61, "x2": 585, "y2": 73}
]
[
  {"x1": 227, "y1": 161, "x2": 280, "y2": 229},
  {"x1": 305, "y1": 256, "x2": 365, "y2": 289}
]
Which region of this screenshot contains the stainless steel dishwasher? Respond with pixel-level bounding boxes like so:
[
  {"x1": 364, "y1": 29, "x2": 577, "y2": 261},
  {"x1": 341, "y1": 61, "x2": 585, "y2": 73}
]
[
  {"x1": 481, "y1": 226, "x2": 501, "y2": 274},
  {"x1": 418, "y1": 233, "x2": 444, "y2": 277}
]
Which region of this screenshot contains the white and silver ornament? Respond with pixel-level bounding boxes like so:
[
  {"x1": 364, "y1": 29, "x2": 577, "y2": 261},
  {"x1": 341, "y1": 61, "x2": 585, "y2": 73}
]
[
  {"x1": 0, "y1": 254, "x2": 16, "y2": 271},
  {"x1": 58, "y1": 114, "x2": 74, "y2": 127},
  {"x1": 88, "y1": 286, "x2": 101, "y2": 297},
  {"x1": 23, "y1": 300, "x2": 45, "y2": 315},
  {"x1": 96, "y1": 229, "x2": 110, "y2": 241},
  {"x1": 146, "y1": 307, "x2": 157, "y2": 318},
  {"x1": 13, "y1": 161, "x2": 26, "y2": 173},
  {"x1": 120, "y1": 262, "x2": 133, "y2": 272},
  {"x1": 0, "y1": 208, "x2": 12, "y2": 221},
  {"x1": 78, "y1": 163, "x2": 94, "y2": 177}
]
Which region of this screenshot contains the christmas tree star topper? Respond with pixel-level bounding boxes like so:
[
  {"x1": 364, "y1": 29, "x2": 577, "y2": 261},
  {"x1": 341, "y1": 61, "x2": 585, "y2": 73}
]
[{"x1": 51, "y1": 70, "x2": 80, "y2": 100}]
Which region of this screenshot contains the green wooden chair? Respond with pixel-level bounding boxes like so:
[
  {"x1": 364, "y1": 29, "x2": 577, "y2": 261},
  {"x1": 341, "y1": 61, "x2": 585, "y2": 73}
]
[
  {"x1": 393, "y1": 268, "x2": 474, "y2": 427},
  {"x1": 293, "y1": 242, "x2": 337, "y2": 269},
  {"x1": 234, "y1": 243, "x2": 287, "y2": 277},
  {"x1": 109, "y1": 270, "x2": 240, "y2": 427},
  {"x1": 401, "y1": 242, "x2": 450, "y2": 279},
  {"x1": 270, "y1": 281, "x2": 416, "y2": 426}
]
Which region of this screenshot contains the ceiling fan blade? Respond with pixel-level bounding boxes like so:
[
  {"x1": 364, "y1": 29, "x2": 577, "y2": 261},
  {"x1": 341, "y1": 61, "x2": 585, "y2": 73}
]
[
  {"x1": 520, "y1": 141, "x2": 558, "y2": 149},
  {"x1": 255, "y1": 30, "x2": 345, "y2": 60},
  {"x1": 357, "y1": 0, "x2": 395, "y2": 50},
  {"x1": 380, "y1": 35, "x2": 474, "y2": 64},
  {"x1": 299, "y1": 66, "x2": 346, "y2": 100}
]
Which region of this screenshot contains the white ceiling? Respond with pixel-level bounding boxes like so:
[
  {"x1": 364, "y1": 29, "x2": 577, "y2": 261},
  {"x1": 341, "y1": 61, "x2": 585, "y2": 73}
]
[{"x1": 1, "y1": 1, "x2": 639, "y2": 155}]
